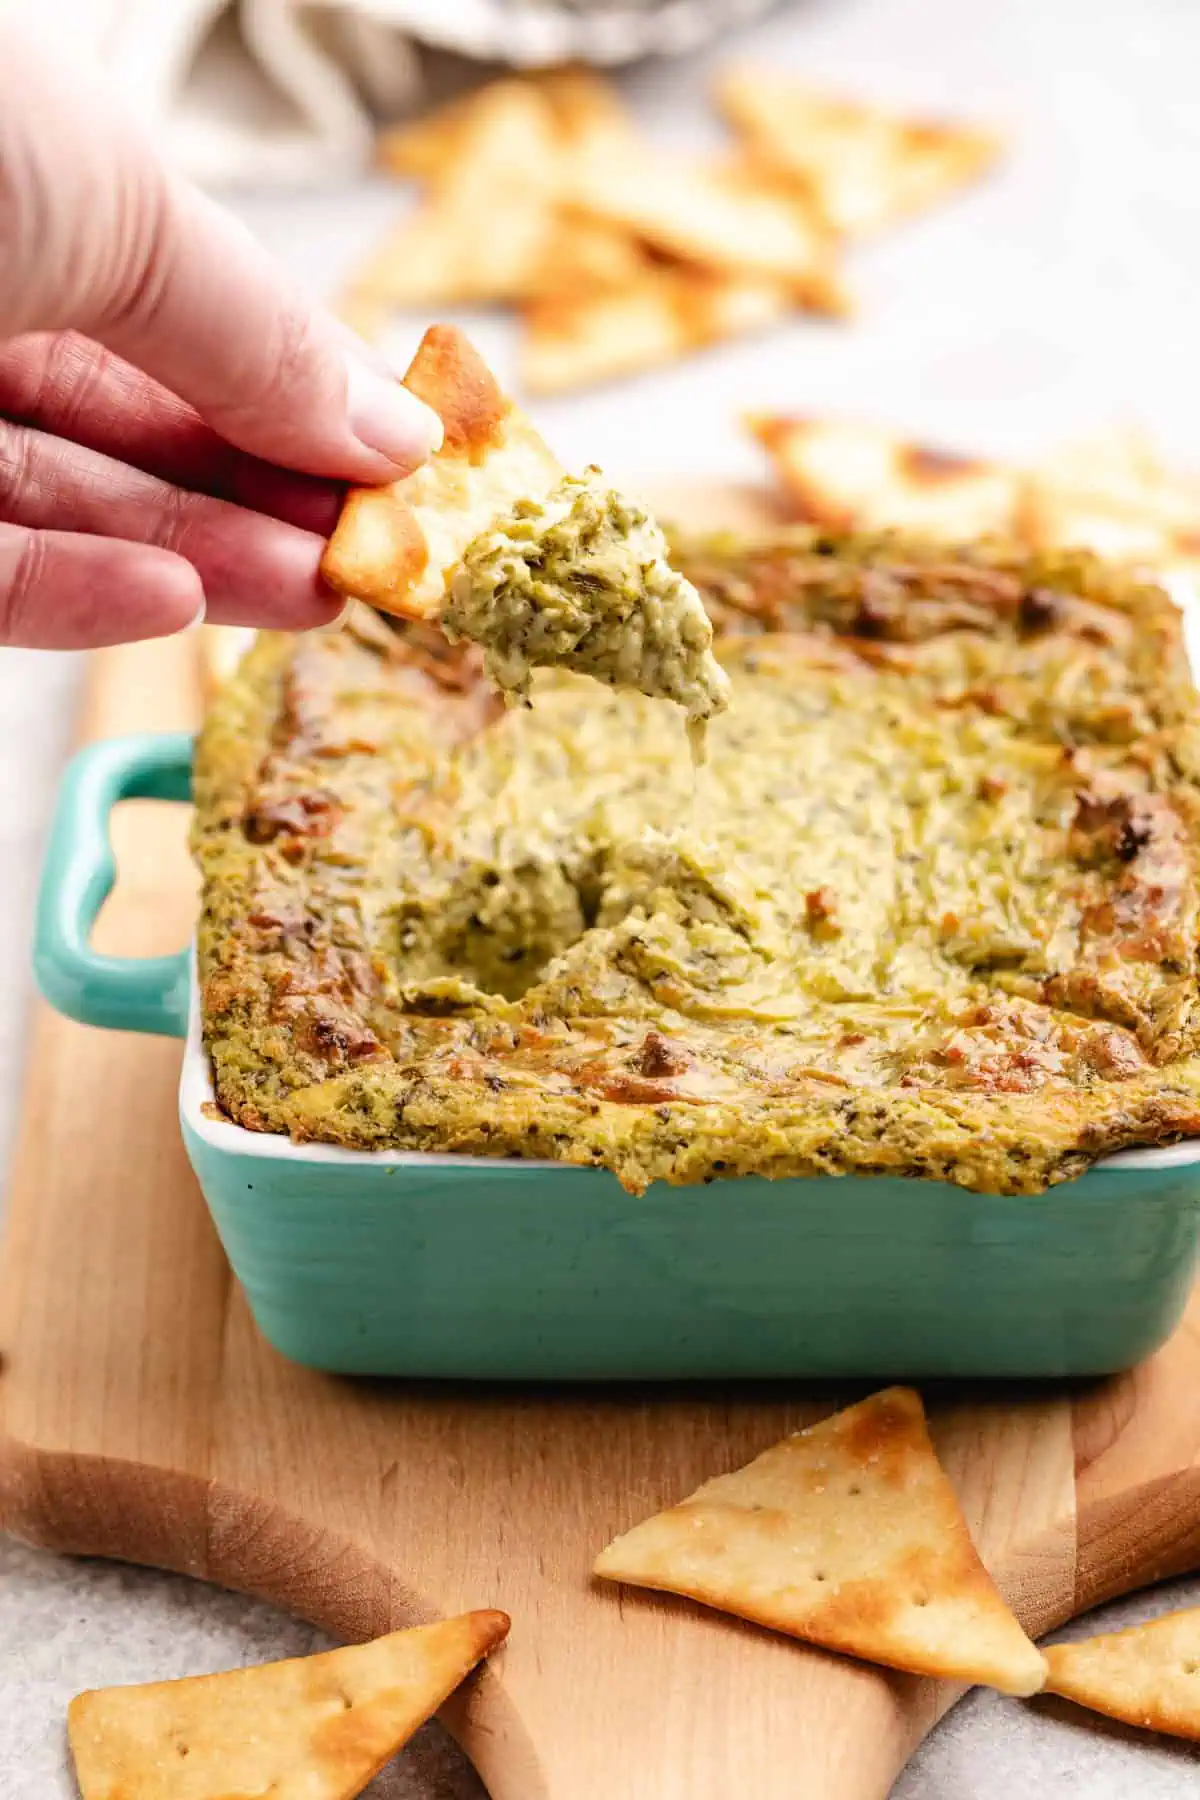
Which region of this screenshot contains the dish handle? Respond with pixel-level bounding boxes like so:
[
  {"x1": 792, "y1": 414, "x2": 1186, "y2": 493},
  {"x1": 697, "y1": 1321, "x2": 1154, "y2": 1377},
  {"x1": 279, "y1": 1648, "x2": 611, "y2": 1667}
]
[{"x1": 34, "y1": 732, "x2": 193, "y2": 1038}]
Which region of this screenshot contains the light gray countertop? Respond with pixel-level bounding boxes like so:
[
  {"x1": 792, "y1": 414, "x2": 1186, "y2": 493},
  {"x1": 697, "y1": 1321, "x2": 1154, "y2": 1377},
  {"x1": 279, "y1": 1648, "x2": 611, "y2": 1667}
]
[{"x1": 4, "y1": 0, "x2": 1200, "y2": 1791}]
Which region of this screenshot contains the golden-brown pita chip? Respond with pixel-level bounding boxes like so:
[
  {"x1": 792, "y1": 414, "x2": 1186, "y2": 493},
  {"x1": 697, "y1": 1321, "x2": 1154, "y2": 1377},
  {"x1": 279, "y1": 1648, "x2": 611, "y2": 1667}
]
[
  {"x1": 520, "y1": 215, "x2": 650, "y2": 305},
  {"x1": 359, "y1": 71, "x2": 832, "y2": 363},
  {"x1": 1020, "y1": 483, "x2": 1179, "y2": 564},
  {"x1": 568, "y1": 151, "x2": 845, "y2": 308},
  {"x1": 534, "y1": 66, "x2": 636, "y2": 170},
  {"x1": 1031, "y1": 426, "x2": 1173, "y2": 498},
  {"x1": 1045, "y1": 1609, "x2": 1200, "y2": 1740},
  {"x1": 750, "y1": 414, "x2": 1022, "y2": 539},
  {"x1": 67, "y1": 1609, "x2": 510, "y2": 1800},
  {"x1": 365, "y1": 73, "x2": 633, "y2": 318},
  {"x1": 1022, "y1": 427, "x2": 1200, "y2": 565},
  {"x1": 717, "y1": 69, "x2": 1001, "y2": 237},
  {"x1": 377, "y1": 69, "x2": 630, "y2": 186},
  {"x1": 376, "y1": 88, "x2": 480, "y2": 182},
  {"x1": 322, "y1": 324, "x2": 562, "y2": 619},
  {"x1": 523, "y1": 266, "x2": 793, "y2": 393},
  {"x1": 349, "y1": 82, "x2": 562, "y2": 312},
  {"x1": 595, "y1": 1386, "x2": 1046, "y2": 1696}
]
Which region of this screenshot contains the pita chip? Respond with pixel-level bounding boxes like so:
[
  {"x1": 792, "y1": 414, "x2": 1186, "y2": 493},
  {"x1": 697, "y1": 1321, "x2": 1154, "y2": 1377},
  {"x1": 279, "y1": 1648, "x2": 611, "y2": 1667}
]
[
  {"x1": 568, "y1": 150, "x2": 845, "y2": 308},
  {"x1": 376, "y1": 87, "x2": 482, "y2": 182},
  {"x1": 523, "y1": 265, "x2": 793, "y2": 394},
  {"x1": 717, "y1": 69, "x2": 1001, "y2": 237},
  {"x1": 534, "y1": 66, "x2": 636, "y2": 171},
  {"x1": 362, "y1": 72, "x2": 635, "y2": 319},
  {"x1": 595, "y1": 1386, "x2": 1046, "y2": 1696},
  {"x1": 376, "y1": 69, "x2": 630, "y2": 186},
  {"x1": 1031, "y1": 425, "x2": 1175, "y2": 499},
  {"x1": 1045, "y1": 1609, "x2": 1200, "y2": 1741},
  {"x1": 334, "y1": 192, "x2": 547, "y2": 316},
  {"x1": 750, "y1": 414, "x2": 1022, "y2": 539},
  {"x1": 67, "y1": 1609, "x2": 510, "y2": 1800},
  {"x1": 322, "y1": 324, "x2": 562, "y2": 620},
  {"x1": 1022, "y1": 428, "x2": 1200, "y2": 565},
  {"x1": 520, "y1": 215, "x2": 650, "y2": 305},
  {"x1": 349, "y1": 81, "x2": 562, "y2": 312},
  {"x1": 1020, "y1": 483, "x2": 1181, "y2": 565}
]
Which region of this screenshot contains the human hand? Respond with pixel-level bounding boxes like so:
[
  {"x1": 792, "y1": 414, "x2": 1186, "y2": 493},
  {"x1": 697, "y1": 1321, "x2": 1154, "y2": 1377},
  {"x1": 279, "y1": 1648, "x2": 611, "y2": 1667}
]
[{"x1": 0, "y1": 24, "x2": 441, "y2": 650}]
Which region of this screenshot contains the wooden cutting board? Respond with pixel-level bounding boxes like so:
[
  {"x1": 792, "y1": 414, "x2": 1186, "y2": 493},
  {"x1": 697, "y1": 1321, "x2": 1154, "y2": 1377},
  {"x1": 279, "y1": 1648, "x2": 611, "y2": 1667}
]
[{"x1": 3, "y1": 486, "x2": 1200, "y2": 1798}]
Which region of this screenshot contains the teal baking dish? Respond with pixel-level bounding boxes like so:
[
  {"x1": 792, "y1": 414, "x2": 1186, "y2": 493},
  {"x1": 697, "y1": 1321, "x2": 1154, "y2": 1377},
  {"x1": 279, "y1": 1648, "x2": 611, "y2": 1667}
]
[{"x1": 34, "y1": 730, "x2": 1200, "y2": 1380}]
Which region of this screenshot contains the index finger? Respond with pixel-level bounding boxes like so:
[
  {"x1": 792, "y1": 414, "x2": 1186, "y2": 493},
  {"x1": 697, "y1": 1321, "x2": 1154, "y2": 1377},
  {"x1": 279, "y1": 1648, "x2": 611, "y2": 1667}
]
[{"x1": 0, "y1": 332, "x2": 344, "y2": 537}]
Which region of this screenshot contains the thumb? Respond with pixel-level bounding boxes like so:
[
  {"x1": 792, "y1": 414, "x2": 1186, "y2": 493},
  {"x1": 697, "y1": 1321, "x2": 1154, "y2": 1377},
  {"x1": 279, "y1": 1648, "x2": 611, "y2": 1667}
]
[{"x1": 0, "y1": 25, "x2": 441, "y2": 483}]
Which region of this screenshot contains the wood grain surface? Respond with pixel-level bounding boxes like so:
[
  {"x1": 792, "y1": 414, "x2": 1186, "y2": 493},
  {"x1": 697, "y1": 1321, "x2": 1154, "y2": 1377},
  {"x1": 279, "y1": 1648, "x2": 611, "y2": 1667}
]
[{"x1": 1, "y1": 487, "x2": 1199, "y2": 1797}]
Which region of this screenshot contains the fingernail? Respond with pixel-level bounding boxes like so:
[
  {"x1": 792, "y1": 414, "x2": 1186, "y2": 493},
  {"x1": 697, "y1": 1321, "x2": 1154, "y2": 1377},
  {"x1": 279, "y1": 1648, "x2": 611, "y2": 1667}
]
[
  {"x1": 180, "y1": 593, "x2": 208, "y2": 633},
  {"x1": 344, "y1": 353, "x2": 443, "y2": 470}
]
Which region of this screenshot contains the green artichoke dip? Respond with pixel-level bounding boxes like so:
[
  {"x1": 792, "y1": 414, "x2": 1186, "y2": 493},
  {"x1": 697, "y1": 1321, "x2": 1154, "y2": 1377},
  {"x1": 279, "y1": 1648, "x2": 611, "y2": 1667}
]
[
  {"x1": 193, "y1": 529, "x2": 1200, "y2": 1196},
  {"x1": 445, "y1": 471, "x2": 731, "y2": 758}
]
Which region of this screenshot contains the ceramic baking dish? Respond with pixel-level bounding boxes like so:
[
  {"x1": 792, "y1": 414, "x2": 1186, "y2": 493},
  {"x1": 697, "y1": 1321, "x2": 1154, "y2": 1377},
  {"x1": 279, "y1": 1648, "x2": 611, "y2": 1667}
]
[{"x1": 34, "y1": 729, "x2": 1200, "y2": 1381}]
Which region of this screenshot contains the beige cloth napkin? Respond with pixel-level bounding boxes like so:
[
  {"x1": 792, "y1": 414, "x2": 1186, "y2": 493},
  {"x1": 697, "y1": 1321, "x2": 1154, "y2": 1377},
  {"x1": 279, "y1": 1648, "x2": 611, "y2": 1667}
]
[{"x1": 29, "y1": 0, "x2": 422, "y2": 189}]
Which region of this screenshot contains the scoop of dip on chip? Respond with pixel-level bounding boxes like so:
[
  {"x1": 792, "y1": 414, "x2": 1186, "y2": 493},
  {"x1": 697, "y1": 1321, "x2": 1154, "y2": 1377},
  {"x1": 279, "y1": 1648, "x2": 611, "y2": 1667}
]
[
  {"x1": 447, "y1": 467, "x2": 730, "y2": 748},
  {"x1": 321, "y1": 324, "x2": 729, "y2": 754}
]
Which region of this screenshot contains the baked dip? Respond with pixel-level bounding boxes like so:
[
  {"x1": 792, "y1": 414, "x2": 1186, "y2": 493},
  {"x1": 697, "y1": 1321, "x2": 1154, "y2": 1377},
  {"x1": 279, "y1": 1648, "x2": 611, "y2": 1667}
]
[{"x1": 195, "y1": 529, "x2": 1200, "y2": 1195}]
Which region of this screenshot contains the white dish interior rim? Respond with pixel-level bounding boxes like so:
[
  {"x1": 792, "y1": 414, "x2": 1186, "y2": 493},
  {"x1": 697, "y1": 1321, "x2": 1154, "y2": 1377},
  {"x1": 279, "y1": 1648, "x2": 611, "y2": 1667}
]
[{"x1": 181, "y1": 573, "x2": 1200, "y2": 1176}]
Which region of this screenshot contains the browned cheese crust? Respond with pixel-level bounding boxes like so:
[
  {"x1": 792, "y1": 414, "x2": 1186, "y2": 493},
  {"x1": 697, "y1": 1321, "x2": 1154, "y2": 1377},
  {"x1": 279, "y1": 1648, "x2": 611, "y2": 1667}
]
[{"x1": 193, "y1": 530, "x2": 1200, "y2": 1194}]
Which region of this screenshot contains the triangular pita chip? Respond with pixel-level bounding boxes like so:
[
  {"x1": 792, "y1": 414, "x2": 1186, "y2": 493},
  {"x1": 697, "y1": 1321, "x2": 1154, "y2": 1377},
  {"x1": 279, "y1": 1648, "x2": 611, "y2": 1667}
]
[
  {"x1": 376, "y1": 69, "x2": 631, "y2": 187},
  {"x1": 523, "y1": 266, "x2": 793, "y2": 394},
  {"x1": 520, "y1": 215, "x2": 649, "y2": 306},
  {"x1": 1044, "y1": 1609, "x2": 1200, "y2": 1740},
  {"x1": 1020, "y1": 482, "x2": 1180, "y2": 564},
  {"x1": 67, "y1": 1609, "x2": 510, "y2": 1800},
  {"x1": 337, "y1": 183, "x2": 551, "y2": 316},
  {"x1": 568, "y1": 149, "x2": 845, "y2": 308},
  {"x1": 1031, "y1": 425, "x2": 1176, "y2": 499},
  {"x1": 717, "y1": 69, "x2": 1001, "y2": 237},
  {"x1": 375, "y1": 82, "x2": 503, "y2": 182},
  {"x1": 1022, "y1": 428, "x2": 1200, "y2": 565},
  {"x1": 594, "y1": 1386, "x2": 1046, "y2": 1696},
  {"x1": 750, "y1": 414, "x2": 1022, "y2": 539},
  {"x1": 322, "y1": 324, "x2": 563, "y2": 620},
  {"x1": 534, "y1": 65, "x2": 637, "y2": 173},
  {"x1": 358, "y1": 72, "x2": 636, "y2": 320},
  {"x1": 344, "y1": 82, "x2": 562, "y2": 312}
]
